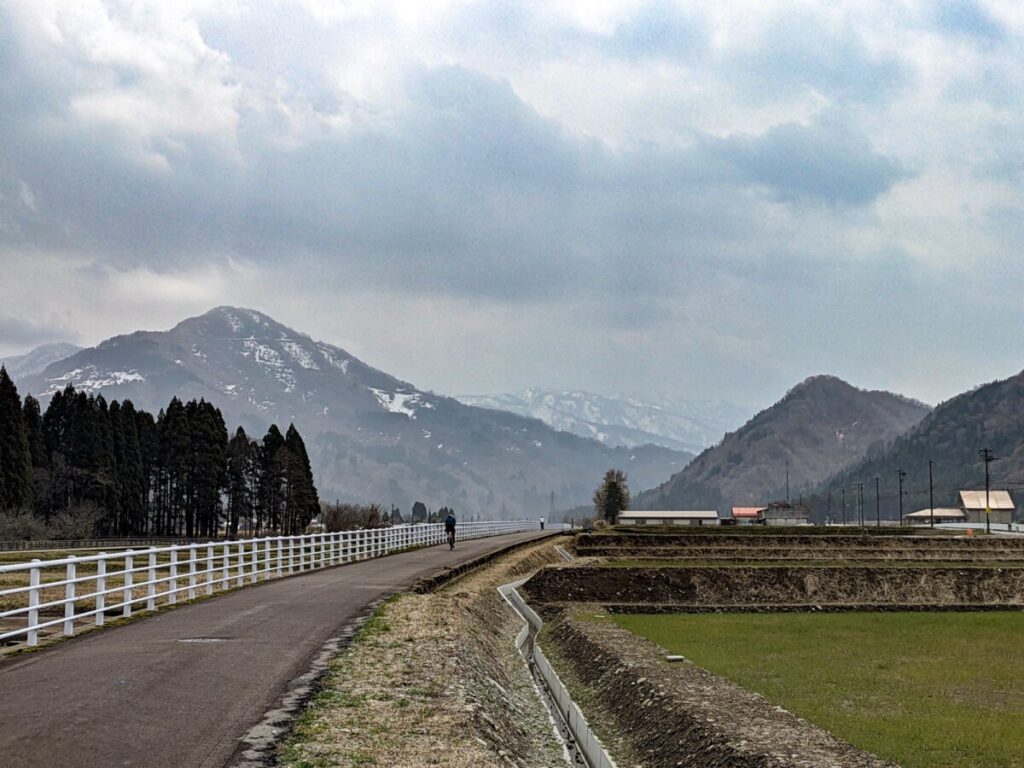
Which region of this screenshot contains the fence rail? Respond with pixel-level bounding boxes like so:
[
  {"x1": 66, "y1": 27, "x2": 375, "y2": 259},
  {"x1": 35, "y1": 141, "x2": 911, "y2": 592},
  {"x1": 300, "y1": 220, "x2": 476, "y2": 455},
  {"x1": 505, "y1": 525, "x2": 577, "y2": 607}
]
[{"x1": 0, "y1": 521, "x2": 538, "y2": 647}]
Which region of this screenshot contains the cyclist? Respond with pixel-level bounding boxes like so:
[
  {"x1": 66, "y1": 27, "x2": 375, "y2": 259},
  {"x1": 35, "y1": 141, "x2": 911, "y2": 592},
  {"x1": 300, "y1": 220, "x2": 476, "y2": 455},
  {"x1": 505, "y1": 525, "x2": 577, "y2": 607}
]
[{"x1": 444, "y1": 511, "x2": 457, "y2": 550}]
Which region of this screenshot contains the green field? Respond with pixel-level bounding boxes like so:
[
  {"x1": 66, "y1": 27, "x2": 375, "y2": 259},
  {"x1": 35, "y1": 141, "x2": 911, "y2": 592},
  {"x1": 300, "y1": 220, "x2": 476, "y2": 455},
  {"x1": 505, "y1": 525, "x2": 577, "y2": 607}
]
[{"x1": 614, "y1": 612, "x2": 1024, "y2": 768}]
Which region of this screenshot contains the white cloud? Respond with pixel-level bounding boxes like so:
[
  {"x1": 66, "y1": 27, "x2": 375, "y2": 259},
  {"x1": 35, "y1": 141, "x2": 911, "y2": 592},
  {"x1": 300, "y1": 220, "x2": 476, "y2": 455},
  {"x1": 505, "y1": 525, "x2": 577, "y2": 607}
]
[{"x1": 1, "y1": 0, "x2": 1023, "y2": 406}]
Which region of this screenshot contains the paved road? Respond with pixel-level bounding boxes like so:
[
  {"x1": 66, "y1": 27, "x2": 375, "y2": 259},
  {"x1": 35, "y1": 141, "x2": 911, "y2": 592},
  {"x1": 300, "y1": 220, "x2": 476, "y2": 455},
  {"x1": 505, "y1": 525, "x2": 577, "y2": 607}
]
[{"x1": 0, "y1": 530, "x2": 553, "y2": 768}]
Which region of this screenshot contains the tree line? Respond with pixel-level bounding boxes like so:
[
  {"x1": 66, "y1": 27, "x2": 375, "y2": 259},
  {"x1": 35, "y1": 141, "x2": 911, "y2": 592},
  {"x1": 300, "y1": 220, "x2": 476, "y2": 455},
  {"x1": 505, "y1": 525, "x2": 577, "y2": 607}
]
[{"x1": 0, "y1": 366, "x2": 319, "y2": 538}]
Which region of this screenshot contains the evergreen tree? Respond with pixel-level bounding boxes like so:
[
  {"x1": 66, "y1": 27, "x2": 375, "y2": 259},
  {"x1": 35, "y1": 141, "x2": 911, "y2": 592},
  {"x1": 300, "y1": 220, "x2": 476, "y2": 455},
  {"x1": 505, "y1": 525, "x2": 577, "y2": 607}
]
[
  {"x1": 226, "y1": 427, "x2": 253, "y2": 536},
  {"x1": 159, "y1": 398, "x2": 192, "y2": 535},
  {"x1": 22, "y1": 394, "x2": 49, "y2": 516},
  {"x1": 593, "y1": 469, "x2": 630, "y2": 524},
  {"x1": 259, "y1": 424, "x2": 286, "y2": 532},
  {"x1": 0, "y1": 366, "x2": 32, "y2": 510},
  {"x1": 187, "y1": 400, "x2": 227, "y2": 537},
  {"x1": 111, "y1": 400, "x2": 146, "y2": 535},
  {"x1": 283, "y1": 424, "x2": 319, "y2": 534}
]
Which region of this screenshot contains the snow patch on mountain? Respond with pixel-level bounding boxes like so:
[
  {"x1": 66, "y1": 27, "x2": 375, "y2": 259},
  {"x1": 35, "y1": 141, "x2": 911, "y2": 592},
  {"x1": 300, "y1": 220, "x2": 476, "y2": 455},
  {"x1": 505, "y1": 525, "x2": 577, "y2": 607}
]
[
  {"x1": 370, "y1": 388, "x2": 435, "y2": 418},
  {"x1": 45, "y1": 366, "x2": 144, "y2": 394},
  {"x1": 241, "y1": 340, "x2": 296, "y2": 392},
  {"x1": 318, "y1": 344, "x2": 351, "y2": 374},
  {"x1": 281, "y1": 341, "x2": 320, "y2": 370}
]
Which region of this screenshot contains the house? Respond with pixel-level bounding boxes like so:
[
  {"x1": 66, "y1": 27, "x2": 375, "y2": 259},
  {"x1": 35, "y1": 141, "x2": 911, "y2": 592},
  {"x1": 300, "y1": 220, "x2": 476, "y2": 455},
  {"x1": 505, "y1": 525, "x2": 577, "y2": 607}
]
[
  {"x1": 761, "y1": 501, "x2": 811, "y2": 526},
  {"x1": 958, "y1": 490, "x2": 1015, "y2": 525},
  {"x1": 617, "y1": 510, "x2": 720, "y2": 526},
  {"x1": 903, "y1": 508, "x2": 967, "y2": 526},
  {"x1": 732, "y1": 507, "x2": 766, "y2": 526}
]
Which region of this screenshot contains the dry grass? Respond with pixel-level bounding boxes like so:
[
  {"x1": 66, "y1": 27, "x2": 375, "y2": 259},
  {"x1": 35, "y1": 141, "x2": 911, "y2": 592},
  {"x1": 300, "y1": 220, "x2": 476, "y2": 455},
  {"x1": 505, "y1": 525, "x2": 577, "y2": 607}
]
[{"x1": 279, "y1": 540, "x2": 567, "y2": 768}]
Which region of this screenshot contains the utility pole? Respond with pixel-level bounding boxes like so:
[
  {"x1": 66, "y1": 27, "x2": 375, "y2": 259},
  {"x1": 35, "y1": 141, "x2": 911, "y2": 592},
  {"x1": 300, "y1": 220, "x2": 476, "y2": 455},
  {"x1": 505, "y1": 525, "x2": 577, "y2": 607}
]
[
  {"x1": 786, "y1": 460, "x2": 790, "y2": 503},
  {"x1": 875, "y1": 476, "x2": 881, "y2": 527},
  {"x1": 928, "y1": 459, "x2": 935, "y2": 529},
  {"x1": 898, "y1": 469, "x2": 906, "y2": 527},
  {"x1": 841, "y1": 488, "x2": 847, "y2": 526},
  {"x1": 858, "y1": 482, "x2": 864, "y2": 528},
  {"x1": 827, "y1": 490, "x2": 832, "y2": 524},
  {"x1": 980, "y1": 448, "x2": 996, "y2": 535}
]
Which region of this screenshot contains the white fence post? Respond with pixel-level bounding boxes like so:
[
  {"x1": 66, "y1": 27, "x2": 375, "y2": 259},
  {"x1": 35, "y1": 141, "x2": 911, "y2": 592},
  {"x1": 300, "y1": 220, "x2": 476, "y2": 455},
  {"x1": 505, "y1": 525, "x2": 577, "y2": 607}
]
[
  {"x1": 123, "y1": 551, "x2": 134, "y2": 617},
  {"x1": 206, "y1": 544, "x2": 215, "y2": 596},
  {"x1": 63, "y1": 557, "x2": 77, "y2": 636},
  {"x1": 147, "y1": 552, "x2": 156, "y2": 610},
  {"x1": 236, "y1": 542, "x2": 245, "y2": 587},
  {"x1": 27, "y1": 560, "x2": 41, "y2": 646},
  {"x1": 168, "y1": 547, "x2": 178, "y2": 605},
  {"x1": 188, "y1": 545, "x2": 197, "y2": 600},
  {"x1": 265, "y1": 538, "x2": 272, "y2": 580},
  {"x1": 222, "y1": 543, "x2": 230, "y2": 589},
  {"x1": 251, "y1": 541, "x2": 259, "y2": 583},
  {"x1": 95, "y1": 556, "x2": 106, "y2": 627}
]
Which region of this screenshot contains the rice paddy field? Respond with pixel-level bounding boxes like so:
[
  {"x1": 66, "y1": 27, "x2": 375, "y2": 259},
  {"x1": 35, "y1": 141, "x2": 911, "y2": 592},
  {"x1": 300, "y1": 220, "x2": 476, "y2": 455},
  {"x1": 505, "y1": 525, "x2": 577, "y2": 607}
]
[{"x1": 614, "y1": 611, "x2": 1024, "y2": 768}]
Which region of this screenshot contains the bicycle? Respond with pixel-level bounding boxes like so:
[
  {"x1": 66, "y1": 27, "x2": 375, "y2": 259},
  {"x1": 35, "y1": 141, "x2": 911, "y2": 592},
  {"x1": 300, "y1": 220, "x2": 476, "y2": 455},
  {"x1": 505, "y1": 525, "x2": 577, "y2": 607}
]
[{"x1": 446, "y1": 529, "x2": 455, "y2": 550}]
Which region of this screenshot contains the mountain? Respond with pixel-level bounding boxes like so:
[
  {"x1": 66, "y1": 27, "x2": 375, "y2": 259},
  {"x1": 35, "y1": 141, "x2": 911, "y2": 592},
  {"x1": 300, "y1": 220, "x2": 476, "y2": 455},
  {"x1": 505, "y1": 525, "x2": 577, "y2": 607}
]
[
  {"x1": 456, "y1": 388, "x2": 750, "y2": 453},
  {"x1": 0, "y1": 342, "x2": 82, "y2": 379},
  {"x1": 805, "y1": 370, "x2": 1024, "y2": 521},
  {"x1": 635, "y1": 375, "x2": 930, "y2": 513},
  {"x1": 13, "y1": 307, "x2": 691, "y2": 518}
]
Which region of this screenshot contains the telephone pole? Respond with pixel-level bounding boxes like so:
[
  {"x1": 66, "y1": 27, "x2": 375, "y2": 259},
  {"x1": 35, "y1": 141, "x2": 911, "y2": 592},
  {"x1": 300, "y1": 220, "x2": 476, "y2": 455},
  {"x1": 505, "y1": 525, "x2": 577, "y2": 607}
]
[
  {"x1": 841, "y1": 488, "x2": 847, "y2": 526},
  {"x1": 928, "y1": 459, "x2": 935, "y2": 529},
  {"x1": 897, "y1": 469, "x2": 906, "y2": 527},
  {"x1": 786, "y1": 460, "x2": 790, "y2": 503},
  {"x1": 858, "y1": 482, "x2": 864, "y2": 528},
  {"x1": 980, "y1": 448, "x2": 996, "y2": 535},
  {"x1": 875, "y1": 476, "x2": 881, "y2": 527}
]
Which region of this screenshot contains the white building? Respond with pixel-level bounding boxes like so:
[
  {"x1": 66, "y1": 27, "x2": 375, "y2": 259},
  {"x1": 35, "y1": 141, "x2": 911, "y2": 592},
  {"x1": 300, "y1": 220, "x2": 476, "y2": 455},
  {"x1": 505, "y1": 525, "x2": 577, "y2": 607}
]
[
  {"x1": 617, "y1": 510, "x2": 720, "y2": 526},
  {"x1": 959, "y1": 490, "x2": 1015, "y2": 525}
]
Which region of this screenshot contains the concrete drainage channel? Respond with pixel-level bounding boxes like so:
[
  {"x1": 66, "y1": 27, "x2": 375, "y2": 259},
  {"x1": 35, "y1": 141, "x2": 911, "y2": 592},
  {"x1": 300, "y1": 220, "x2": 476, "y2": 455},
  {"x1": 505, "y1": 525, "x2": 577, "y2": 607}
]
[{"x1": 499, "y1": 577, "x2": 617, "y2": 768}]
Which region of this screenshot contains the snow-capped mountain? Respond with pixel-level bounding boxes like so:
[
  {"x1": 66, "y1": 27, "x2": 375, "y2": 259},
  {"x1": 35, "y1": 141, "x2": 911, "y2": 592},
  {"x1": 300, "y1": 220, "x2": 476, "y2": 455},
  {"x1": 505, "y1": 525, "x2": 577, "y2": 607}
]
[
  {"x1": 14, "y1": 308, "x2": 691, "y2": 517},
  {"x1": 1, "y1": 342, "x2": 82, "y2": 379},
  {"x1": 456, "y1": 388, "x2": 750, "y2": 453}
]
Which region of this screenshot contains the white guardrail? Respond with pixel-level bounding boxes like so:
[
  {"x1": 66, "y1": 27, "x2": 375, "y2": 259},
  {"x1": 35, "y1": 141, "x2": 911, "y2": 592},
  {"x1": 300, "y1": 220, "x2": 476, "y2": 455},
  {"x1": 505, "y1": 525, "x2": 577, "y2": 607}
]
[{"x1": 0, "y1": 521, "x2": 540, "y2": 647}]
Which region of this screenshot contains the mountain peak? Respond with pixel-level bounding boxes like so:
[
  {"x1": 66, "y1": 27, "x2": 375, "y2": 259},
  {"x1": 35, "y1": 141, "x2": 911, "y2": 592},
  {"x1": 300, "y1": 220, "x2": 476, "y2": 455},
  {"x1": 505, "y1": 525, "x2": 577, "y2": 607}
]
[{"x1": 171, "y1": 306, "x2": 299, "y2": 341}]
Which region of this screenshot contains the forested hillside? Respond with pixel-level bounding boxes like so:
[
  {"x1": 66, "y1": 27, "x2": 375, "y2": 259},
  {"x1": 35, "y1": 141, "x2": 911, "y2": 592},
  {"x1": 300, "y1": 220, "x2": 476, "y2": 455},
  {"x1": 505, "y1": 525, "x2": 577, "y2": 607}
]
[
  {"x1": 635, "y1": 376, "x2": 930, "y2": 512},
  {"x1": 0, "y1": 367, "x2": 318, "y2": 538},
  {"x1": 12, "y1": 307, "x2": 690, "y2": 517},
  {"x1": 805, "y1": 370, "x2": 1024, "y2": 521}
]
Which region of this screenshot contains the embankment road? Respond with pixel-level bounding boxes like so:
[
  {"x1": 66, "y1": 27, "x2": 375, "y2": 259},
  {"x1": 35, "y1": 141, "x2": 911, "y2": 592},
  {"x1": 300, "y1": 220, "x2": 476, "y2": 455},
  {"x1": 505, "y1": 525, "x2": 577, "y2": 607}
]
[{"x1": 0, "y1": 530, "x2": 554, "y2": 768}]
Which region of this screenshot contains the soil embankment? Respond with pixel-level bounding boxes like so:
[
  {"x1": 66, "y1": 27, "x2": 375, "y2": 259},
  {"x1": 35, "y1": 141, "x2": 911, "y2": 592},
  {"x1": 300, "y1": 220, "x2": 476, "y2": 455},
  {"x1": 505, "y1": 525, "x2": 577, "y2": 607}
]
[
  {"x1": 574, "y1": 531, "x2": 1024, "y2": 561},
  {"x1": 523, "y1": 564, "x2": 1024, "y2": 609}
]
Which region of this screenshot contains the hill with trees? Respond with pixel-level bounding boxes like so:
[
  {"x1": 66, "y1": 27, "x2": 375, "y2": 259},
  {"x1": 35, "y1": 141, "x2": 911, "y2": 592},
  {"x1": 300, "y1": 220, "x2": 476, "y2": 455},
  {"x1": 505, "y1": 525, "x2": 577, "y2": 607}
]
[
  {"x1": 805, "y1": 369, "x2": 1024, "y2": 522},
  {"x1": 634, "y1": 375, "x2": 930, "y2": 513},
  {"x1": 10, "y1": 307, "x2": 690, "y2": 519}
]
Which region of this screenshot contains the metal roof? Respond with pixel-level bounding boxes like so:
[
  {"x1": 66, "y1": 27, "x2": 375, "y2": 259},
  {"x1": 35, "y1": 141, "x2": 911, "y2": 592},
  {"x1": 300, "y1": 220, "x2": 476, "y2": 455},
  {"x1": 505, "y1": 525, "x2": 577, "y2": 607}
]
[
  {"x1": 732, "y1": 507, "x2": 766, "y2": 517},
  {"x1": 905, "y1": 508, "x2": 967, "y2": 519},
  {"x1": 959, "y1": 490, "x2": 1015, "y2": 510},
  {"x1": 619, "y1": 510, "x2": 719, "y2": 519}
]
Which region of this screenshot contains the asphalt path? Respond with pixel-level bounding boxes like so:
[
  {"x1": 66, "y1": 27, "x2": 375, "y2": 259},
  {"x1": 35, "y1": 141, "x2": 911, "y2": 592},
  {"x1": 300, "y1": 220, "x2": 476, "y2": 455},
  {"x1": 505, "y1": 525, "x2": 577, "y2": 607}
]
[{"x1": 0, "y1": 530, "x2": 553, "y2": 768}]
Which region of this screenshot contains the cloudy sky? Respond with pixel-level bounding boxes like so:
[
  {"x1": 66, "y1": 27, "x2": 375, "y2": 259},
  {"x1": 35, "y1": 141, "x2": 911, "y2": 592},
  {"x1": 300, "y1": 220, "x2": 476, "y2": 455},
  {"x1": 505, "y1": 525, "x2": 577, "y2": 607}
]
[{"x1": 1, "y1": 0, "x2": 1022, "y2": 410}]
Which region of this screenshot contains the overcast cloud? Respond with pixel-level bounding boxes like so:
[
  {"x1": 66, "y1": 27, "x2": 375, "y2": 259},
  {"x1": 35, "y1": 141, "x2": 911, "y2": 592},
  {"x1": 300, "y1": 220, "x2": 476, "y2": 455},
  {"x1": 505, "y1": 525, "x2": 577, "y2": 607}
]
[{"x1": 0, "y1": 0, "x2": 1022, "y2": 409}]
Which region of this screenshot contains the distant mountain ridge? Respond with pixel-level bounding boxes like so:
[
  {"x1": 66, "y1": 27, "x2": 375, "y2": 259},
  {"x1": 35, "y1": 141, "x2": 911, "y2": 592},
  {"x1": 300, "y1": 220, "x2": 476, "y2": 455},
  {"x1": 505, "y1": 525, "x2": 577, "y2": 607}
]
[
  {"x1": 635, "y1": 375, "x2": 931, "y2": 513},
  {"x1": 805, "y1": 369, "x2": 1024, "y2": 521},
  {"x1": 456, "y1": 388, "x2": 750, "y2": 453},
  {"x1": 12, "y1": 308, "x2": 691, "y2": 518},
  {"x1": 0, "y1": 342, "x2": 82, "y2": 379}
]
